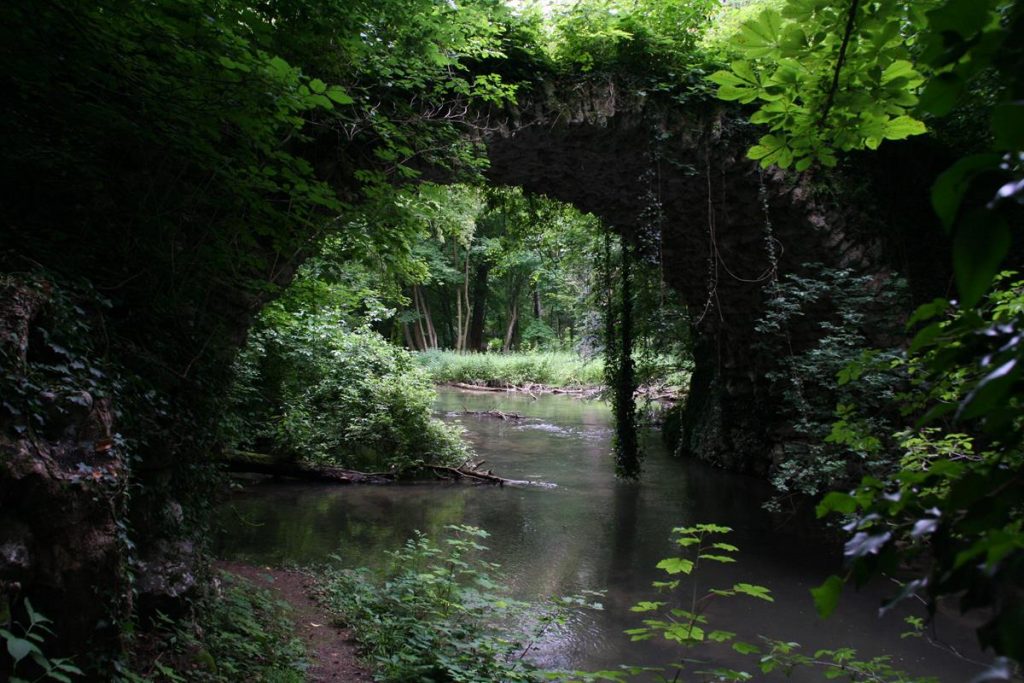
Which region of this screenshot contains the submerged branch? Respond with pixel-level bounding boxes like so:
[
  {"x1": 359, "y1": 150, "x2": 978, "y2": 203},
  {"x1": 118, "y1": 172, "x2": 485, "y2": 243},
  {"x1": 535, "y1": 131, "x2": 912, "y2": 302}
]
[{"x1": 223, "y1": 451, "x2": 547, "y2": 487}]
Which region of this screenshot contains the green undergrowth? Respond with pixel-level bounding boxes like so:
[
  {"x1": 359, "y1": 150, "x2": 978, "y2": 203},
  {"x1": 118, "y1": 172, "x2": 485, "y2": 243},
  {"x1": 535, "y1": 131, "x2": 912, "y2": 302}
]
[
  {"x1": 226, "y1": 314, "x2": 470, "y2": 472},
  {"x1": 315, "y1": 524, "x2": 936, "y2": 683},
  {"x1": 416, "y1": 351, "x2": 690, "y2": 393},
  {"x1": 122, "y1": 572, "x2": 305, "y2": 682},
  {"x1": 416, "y1": 350, "x2": 606, "y2": 388},
  {"x1": 315, "y1": 525, "x2": 603, "y2": 683}
]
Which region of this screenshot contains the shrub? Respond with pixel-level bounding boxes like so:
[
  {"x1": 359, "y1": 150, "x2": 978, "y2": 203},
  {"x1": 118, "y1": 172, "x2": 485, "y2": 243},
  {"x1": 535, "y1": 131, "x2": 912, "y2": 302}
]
[
  {"x1": 122, "y1": 573, "x2": 305, "y2": 682},
  {"x1": 416, "y1": 350, "x2": 606, "y2": 388},
  {"x1": 317, "y1": 525, "x2": 602, "y2": 683},
  {"x1": 227, "y1": 312, "x2": 468, "y2": 470},
  {"x1": 754, "y1": 265, "x2": 910, "y2": 507}
]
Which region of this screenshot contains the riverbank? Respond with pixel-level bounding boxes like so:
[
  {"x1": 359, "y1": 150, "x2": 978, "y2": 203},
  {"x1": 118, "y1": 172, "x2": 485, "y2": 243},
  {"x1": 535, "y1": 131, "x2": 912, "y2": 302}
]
[
  {"x1": 418, "y1": 350, "x2": 688, "y2": 401},
  {"x1": 217, "y1": 562, "x2": 372, "y2": 682},
  {"x1": 416, "y1": 350, "x2": 606, "y2": 388}
]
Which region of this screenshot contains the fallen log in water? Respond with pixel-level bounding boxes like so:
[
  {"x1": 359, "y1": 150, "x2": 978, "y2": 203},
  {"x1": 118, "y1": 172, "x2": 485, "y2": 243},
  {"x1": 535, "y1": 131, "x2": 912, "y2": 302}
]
[
  {"x1": 222, "y1": 451, "x2": 540, "y2": 487},
  {"x1": 223, "y1": 451, "x2": 394, "y2": 484},
  {"x1": 455, "y1": 409, "x2": 524, "y2": 420},
  {"x1": 447, "y1": 382, "x2": 512, "y2": 392}
]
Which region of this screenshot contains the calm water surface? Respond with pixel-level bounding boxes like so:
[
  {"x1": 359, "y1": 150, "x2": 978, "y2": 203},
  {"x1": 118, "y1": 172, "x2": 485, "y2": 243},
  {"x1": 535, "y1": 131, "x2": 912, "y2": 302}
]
[{"x1": 215, "y1": 388, "x2": 986, "y2": 680}]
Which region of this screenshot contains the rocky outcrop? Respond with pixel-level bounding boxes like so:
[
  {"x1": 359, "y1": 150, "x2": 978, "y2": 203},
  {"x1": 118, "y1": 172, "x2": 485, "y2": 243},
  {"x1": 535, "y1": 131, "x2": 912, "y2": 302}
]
[
  {"x1": 0, "y1": 278, "x2": 129, "y2": 667},
  {"x1": 0, "y1": 277, "x2": 202, "y2": 675}
]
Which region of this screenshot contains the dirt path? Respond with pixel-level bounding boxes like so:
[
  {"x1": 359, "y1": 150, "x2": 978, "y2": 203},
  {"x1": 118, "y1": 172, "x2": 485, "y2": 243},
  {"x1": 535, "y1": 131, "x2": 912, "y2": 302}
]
[{"x1": 217, "y1": 561, "x2": 373, "y2": 682}]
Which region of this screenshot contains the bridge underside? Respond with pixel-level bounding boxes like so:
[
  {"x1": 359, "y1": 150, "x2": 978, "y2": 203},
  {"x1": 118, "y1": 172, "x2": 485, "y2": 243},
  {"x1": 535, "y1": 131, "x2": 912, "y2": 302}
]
[{"x1": 484, "y1": 84, "x2": 886, "y2": 473}]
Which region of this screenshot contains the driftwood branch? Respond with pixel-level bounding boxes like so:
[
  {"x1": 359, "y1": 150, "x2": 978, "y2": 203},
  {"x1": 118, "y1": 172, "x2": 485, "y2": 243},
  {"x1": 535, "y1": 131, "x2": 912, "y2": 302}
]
[
  {"x1": 455, "y1": 410, "x2": 524, "y2": 420},
  {"x1": 222, "y1": 451, "x2": 540, "y2": 487},
  {"x1": 223, "y1": 452, "x2": 394, "y2": 484}
]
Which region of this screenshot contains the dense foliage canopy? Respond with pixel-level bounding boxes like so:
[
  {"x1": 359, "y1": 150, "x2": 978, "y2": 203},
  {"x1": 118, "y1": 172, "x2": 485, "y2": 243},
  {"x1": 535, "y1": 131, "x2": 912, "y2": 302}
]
[{"x1": 1, "y1": 0, "x2": 1023, "y2": 678}]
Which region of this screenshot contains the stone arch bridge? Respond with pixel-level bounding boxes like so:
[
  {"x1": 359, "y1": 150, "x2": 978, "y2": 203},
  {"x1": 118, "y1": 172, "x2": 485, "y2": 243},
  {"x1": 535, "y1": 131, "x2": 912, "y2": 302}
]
[{"x1": 479, "y1": 79, "x2": 941, "y2": 474}]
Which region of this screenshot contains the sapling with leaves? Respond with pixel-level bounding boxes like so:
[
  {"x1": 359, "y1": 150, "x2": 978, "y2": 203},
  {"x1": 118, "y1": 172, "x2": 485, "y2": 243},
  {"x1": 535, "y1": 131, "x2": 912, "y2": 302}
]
[
  {"x1": 619, "y1": 524, "x2": 772, "y2": 682},
  {"x1": 1, "y1": 598, "x2": 83, "y2": 683},
  {"x1": 575, "y1": 525, "x2": 935, "y2": 683}
]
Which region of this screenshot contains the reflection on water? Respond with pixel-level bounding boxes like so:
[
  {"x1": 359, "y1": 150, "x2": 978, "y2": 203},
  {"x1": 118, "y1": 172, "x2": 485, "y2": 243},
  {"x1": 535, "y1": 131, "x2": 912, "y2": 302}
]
[{"x1": 214, "y1": 388, "x2": 985, "y2": 680}]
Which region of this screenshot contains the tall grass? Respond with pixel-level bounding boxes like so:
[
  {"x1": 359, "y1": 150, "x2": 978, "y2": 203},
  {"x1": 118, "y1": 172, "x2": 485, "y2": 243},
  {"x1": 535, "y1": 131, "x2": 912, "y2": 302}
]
[{"x1": 415, "y1": 350, "x2": 606, "y2": 388}]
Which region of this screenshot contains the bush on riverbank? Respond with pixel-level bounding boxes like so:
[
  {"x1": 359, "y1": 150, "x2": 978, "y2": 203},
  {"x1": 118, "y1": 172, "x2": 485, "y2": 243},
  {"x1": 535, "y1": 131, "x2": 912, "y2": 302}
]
[
  {"x1": 226, "y1": 313, "x2": 469, "y2": 471},
  {"x1": 417, "y1": 350, "x2": 691, "y2": 397},
  {"x1": 416, "y1": 350, "x2": 606, "y2": 388}
]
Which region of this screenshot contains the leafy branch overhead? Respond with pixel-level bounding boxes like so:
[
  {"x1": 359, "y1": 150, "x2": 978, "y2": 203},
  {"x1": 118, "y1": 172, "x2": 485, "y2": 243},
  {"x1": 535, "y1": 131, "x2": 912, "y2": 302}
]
[{"x1": 709, "y1": 0, "x2": 928, "y2": 170}]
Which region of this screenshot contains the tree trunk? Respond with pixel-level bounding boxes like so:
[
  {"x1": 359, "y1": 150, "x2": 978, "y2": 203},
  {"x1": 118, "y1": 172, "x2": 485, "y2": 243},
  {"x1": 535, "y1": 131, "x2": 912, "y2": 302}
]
[
  {"x1": 413, "y1": 285, "x2": 438, "y2": 350},
  {"x1": 614, "y1": 242, "x2": 640, "y2": 479},
  {"x1": 412, "y1": 286, "x2": 428, "y2": 350},
  {"x1": 503, "y1": 301, "x2": 518, "y2": 352},
  {"x1": 459, "y1": 248, "x2": 472, "y2": 351},
  {"x1": 403, "y1": 322, "x2": 417, "y2": 350},
  {"x1": 468, "y1": 263, "x2": 489, "y2": 351}
]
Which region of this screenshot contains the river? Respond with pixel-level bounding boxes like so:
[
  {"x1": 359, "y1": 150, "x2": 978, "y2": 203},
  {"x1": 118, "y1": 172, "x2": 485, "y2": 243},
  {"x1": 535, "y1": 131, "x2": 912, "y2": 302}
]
[{"x1": 214, "y1": 388, "x2": 987, "y2": 681}]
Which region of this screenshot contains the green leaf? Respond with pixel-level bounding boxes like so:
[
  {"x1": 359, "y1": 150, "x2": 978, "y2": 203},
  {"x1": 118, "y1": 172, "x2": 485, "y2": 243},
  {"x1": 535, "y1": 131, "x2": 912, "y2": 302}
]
[
  {"x1": 664, "y1": 623, "x2": 704, "y2": 642},
  {"x1": 739, "y1": 10, "x2": 784, "y2": 58},
  {"x1": 709, "y1": 630, "x2": 736, "y2": 642},
  {"x1": 881, "y1": 60, "x2": 917, "y2": 85},
  {"x1": 908, "y1": 322, "x2": 943, "y2": 354},
  {"x1": 326, "y1": 86, "x2": 355, "y2": 105},
  {"x1": 880, "y1": 116, "x2": 926, "y2": 141},
  {"x1": 733, "y1": 641, "x2": 761, "y2": 655},
  {"x1": 6, "y1": 636, "x2": 33, "y2": 665},
  {"x1": 747, "y1": 135, "x2": 793, "y2": 168},
  {"x1": 732, "y1": 583, "x2": 773, "y2": 601},
  {"x1": 309, "y1": 94, "x2": 334, "y2": 109},
  {"x1": 918, "y1": 72, "x2": 963, "y2": 116},
  {"x1": 709, "y1": 69, "x2": 761, "y2": 104},
  {"x1": 625, "y1": 627, "x2": 653, "y2": 641},
  {"x1": 953, "y1": 210, "x2": 1010, "y2": 308},
  {"x1": 811, "y1": 575, "x2": 844, "y2": 619},
  {"x1": 309, "y1": 78, "x2": 326, "y2": 94},
  {"x1": 992, "y1": 101, "x2": 1024, "y2": 150},
  {"x1": 816, "y1": 491, "x2": 857, "y2": 518},
  {"x1": 656, "y1": 557, "x2": 694, "y2": 575},
  {"x1": 268, "y1": 56, "x2": 292, "y2": 77},
  {"x1": 629, "y1": 601, "x2": 665, "y2": 612},
  {"x1": 931, "y1": 154, "x2": 1001, "y2": 232},
  {"x1": 699, "y1": 554, "x2": 737, "y2": 563}
]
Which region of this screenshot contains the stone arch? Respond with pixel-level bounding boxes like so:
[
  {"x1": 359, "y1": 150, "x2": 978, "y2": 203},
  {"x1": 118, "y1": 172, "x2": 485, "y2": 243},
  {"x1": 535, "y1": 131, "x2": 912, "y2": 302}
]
[{"x1": 482, "y1": 81, "x2": 887, "y2": 473}]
